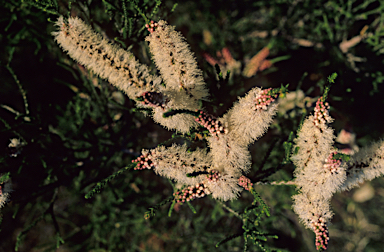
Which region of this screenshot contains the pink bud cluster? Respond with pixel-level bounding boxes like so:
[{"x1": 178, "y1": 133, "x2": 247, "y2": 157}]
[
  {"x1": 238, "y1": 176, "x2": 253, "y2": 191},
  {"x1": 132, "y1": 152, "x2": 156, "y2": 170},
  {"x1": 254, "y1": 88, "x2": 277, "y2": 110},
  {"x1": 313, "y1": 97, "x2": 332, "y2": 126},
  {"x1": 138, "y1": 91, "x2": 167, "y2": 109},
  {"x1": 173, "y1": 183, "x2": 211, "y2": 204},
  {"x1": 195, "y1": 111, "x2": 228, "y2": 137},
  {"x1": 145, "y1": 20, "x2": 158, "y2": 33},
  {"x1": 206, "y1": 170, "x2": 220, "y2": 182},
  {"x1": 323, "y1": 151, "x2": 342, "y2": 174},
  {"x1": 310, "y1": 216, "x2": 329, "y2": 251}
]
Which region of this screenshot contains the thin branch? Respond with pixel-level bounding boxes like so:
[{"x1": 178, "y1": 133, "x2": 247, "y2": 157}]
[
  {"x1": 216, "y1": 200, "x2": 242, "y2": 220},
  {"x1": 5, "y1": 66, "x2": 29, "y2": 116},
  {"x1": 255, "y1": 180, "x2": 296, "y2": 186}
]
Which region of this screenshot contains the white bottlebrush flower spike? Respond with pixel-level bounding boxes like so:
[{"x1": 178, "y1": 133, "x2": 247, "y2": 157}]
[
  {"x1": 52, "y1": 16, "x2": 162, "y2": 101},
  {"x1": 291, "y1": 96, "x2": 384, "y2": 250},
  {"x1": 146, "y1": 20, "x2": 209, "y2": 102},
  {"x1": 340, "y1": 140, "x2": 384, "y2": 191},
  {"x1": 133, "y1": 144, "x2": 211, "y2": 186},
  {"x1": 291, "y1": 97, "x2": 339, "y2": 250},
  {"x1": 226, "y1": 87, "x2": 278, "y2": 146}
]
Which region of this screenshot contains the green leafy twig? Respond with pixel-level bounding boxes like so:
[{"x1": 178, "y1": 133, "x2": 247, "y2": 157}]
[
  {"x1": 85, "y1": 163, "x2": 136, "y2": 199},
  {"x1": 216, "y1": 200, "x2": 242, "y2": 220},
  {"x1": 0, "y1": 173, "x2": 11, "y2": 184},
  {"x1": 216, "y1": 232, "x2": 243, "y2": 248},
  {"x1": 168, "y1": 199, "x2": 176, "y2": 217},
  {"x1": 186, "y1": 201, "x2": 197, "y2": 214},
  {"x1": 5, "y1": 65, "x2": 29, "y2": 116},
  {"x1": 121, "y1": 0, "x2": 131, "y2": 39},
  {"x1": 15, "y1": 190, "x2": 58, "y2": 251},
  {"x1": 327, "y1": 72, "x2": 338, "y2": 84},
  {"x1": 150, "y1": 0, "x2": 162, "y2": 19},
  {"x1": 144, "y1": 196, "x2": 174, "y2": 219},
  {"x1": 132, "y1": 1, "x2": 149, "y2": 24},
  {"x1": 249, "y1": 188, "x2": 270, "y2": 217},
  {"x1": 216, "y1": 190, "x2": 275, "y2": 251},
  {"x1": 282, "y1": 131, "x2": 295, "y2": 164},
  {"x1": 21, "y1": 0, "x2": 60, "y2": 16}
]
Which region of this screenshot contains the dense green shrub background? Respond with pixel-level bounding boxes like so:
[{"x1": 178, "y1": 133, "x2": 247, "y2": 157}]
[{"x1": 1, "y1": 0, "x2": 384, "y2": 251}]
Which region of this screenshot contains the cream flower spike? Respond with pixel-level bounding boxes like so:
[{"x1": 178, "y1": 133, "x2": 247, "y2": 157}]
[
  {"x1": 133, "y1": 144, "x2": 211, "y2": 186},
  {"x1": 146, "y1": 20, "x2": 209, "y2": 102},
  {"x1": 132, "y1": 145, "x2": 242, "y2": 201},
  {"x1": 340, "y1": 140, "x2": 384, "y2": 191},
  {"x1": 227, "y1": 87, "x2": 279, "y2": 146},
  {"x1": 52, "y1": 16, "x2": 209, "y2": 133},
  {"x1": 52, "y1": 16, "x2": 162, "y2": 100},
  {"x1": 146, "y1": 20, "x2": 211, "y2": 132},
  {"x1": 206, "y1": 87, "x2": 280, "y2": 177}
]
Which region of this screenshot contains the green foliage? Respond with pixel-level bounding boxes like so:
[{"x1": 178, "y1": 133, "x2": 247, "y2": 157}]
[
  {"x1": 15, "y1": 191, "x2": 60, "y2": 251},
  {"x1": 216, "y1": 189, "x2": 278, "y2": 251},
  {"x1": 282, "y1": 131, "x2": 294, "y2": 164},
  {"x1": 85, "y1": 163, "x2": 136, "y2": 199},
  {"x1": 333, "y1": 153, "x2": 351, "y2": 162},
  {"x1": 0, "y1": 173, "x2": 11, "y2": 184},
  {"x1": 327, "y1": 72, "x2": 338, "y2": 84},
  {"x1": 20, "y1": 0, "x2": 60, "y2": 16},
  {"x1": 144, "y1": 196, "x2": 174, "y2": 219}
]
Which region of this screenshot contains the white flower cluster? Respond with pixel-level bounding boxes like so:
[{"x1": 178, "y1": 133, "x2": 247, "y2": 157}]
[
  {"x1": 134, "y1": 87, "x2": 278, "y2": 201},
  {"x1": 8, "y1": 138, "x2": 26, "y2": 157},
  {"x1": 291, "y1": 97, "x2": 384, "y2": 250},
  {"x1": 340, "y1": 140, "x2": 384, "y2": 191},
  {"x1": 53, "y1": 16, "x2": 280, "y2": 201}
]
